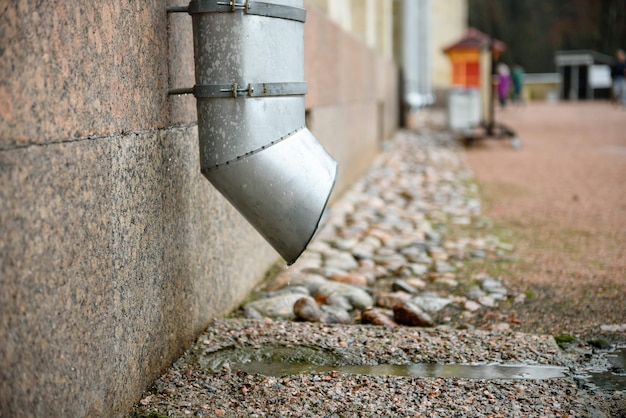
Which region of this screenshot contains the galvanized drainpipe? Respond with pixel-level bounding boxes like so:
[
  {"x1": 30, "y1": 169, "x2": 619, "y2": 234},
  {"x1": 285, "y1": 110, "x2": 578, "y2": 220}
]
[
  {"x1": 402, "y1": 0, "x2": 433, "y2": 109},
  {"x1": 169, "y1": 0, "x2": 337, "y2": 265}
]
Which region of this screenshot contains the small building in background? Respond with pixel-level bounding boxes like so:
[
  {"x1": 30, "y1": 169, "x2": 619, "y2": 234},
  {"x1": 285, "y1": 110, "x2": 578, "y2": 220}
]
[
  {"x1": 442, "y1": 28, "x2": 505, "y2": 130},
  {"x1": 555, "y1": 50, "x2": 614, "y2": 100},
  {"x1": 442, "y1": 27, "x2": 506, "y2": 90},
  {"x1": 523, "y1": 73, "x2": 562, "y2": 102}
]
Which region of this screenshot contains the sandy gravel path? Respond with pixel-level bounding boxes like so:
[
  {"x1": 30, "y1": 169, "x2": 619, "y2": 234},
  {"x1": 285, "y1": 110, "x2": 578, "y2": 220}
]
[{"x1": 464, "y1": 102, "x2": 626, "y2": 339}]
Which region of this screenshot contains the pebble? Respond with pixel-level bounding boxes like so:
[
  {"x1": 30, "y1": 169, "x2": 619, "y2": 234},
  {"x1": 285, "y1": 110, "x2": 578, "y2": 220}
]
[
  {"x1": 293, "y1": 296, "x2": 323, "y2": 322},
  {"x1": 392, "y1": 280, "x2": 419, "y2": 294},
  {"x1": 244, "y1": 294, "x2": 306, "y2": 320},
  {"x1": 324, "y1": 294, "x2": 353, "y2": 311},
  {"x1": 375, "y1": 291, "x2": 412, "y2": 309},
  {"x1": 320, "y1": 305, "x2": 353, "y2": 324},
  {"x1": 407, "y1": 263, "x2": 429, "y2": 276},
  {"x1": 361, "y1": 308, "x2": 398, "y2": 328},
  {"x1": 466, "y1": 285, "x2": 486, "y2": 300},
  {"x1": 315, "y1": 281, "x2": 374, "y2": 311},
  {"x1": 478, "y1": 295, "x2": 496, "y2": 308},
  {"x1": 405, "y1": 277, "x2": 427, "y2": 289},
  {"x1": 330, "y1": 272, "x2": 369, "y2": 287},
  {"x1": 238, "y1": 131, "x2": 519, "y2": 329},
  {"x1": 410, "y1": 295, "x2": 452, "y2": 313},
  {"x1": 481, "y1": 276, "x2": 508, "y2": 294},
  {"x1": 490, "y1": 322, "x2": 511, "y2": 332},
  {"x1": 260, "y1": 286, "x2": 310, "y2": 299},
  {"x1": 324, "y1": 251, "x2": 359, "y2": 271},
  {"x1": 464, "y1": 300, "x2": 482, "y2": 312},
  {"x1": 393, "y1": 302, "x2": 435, "y2": 327},
  {"x1": 287, "y1": 273, "x2": 327, "y2": 293},
  {"x1": 434, "y1": 277, "x2": 459, "y2": 288}
]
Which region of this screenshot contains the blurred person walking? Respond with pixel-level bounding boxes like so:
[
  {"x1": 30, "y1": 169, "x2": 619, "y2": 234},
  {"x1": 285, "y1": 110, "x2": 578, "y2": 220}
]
[
  {"x1": 611, "y1": 49, "x2": 626, "y2": 106},
  {"x1": 496, "y1": 63, "x2": 511, "y2": 108}
]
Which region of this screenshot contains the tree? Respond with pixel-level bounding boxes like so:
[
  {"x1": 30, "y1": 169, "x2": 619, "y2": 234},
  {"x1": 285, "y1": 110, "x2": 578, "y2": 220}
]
[{"x1": 468, "y1": 0, "x2": 626, "y2": 72}]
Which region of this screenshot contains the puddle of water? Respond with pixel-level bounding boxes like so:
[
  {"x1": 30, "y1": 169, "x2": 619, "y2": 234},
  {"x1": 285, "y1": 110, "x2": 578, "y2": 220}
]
[
  {"x1": 201, "y1": 344, "x2": 567, "y2": 380},
  {"x1": 198, "y1": 344, "x2": 347, "y2": 371},
  {"x1": 237, "y1": 361, "x2": 568, "y2": 380},
  {"x1": 586, "y1": 348, "x2": 626, "y2": 391}
]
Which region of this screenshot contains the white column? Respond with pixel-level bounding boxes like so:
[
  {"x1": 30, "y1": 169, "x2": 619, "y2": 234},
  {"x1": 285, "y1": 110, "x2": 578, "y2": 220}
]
[
  {"x1": 328, "y1": 0, "x2": 352, "y2": 33},
  {"x1": 365, "y1": 0, "x2": 376, "y2": 49}
]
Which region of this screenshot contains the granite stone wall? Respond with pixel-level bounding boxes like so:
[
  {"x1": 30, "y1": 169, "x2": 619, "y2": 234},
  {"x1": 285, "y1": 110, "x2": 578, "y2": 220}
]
[{"x1": 0, "y1": 1, "x2": 398, "y2": 416}]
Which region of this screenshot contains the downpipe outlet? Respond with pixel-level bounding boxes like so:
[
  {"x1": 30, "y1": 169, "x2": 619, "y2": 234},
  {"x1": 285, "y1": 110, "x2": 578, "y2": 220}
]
[{"x1": 187, "y1": 0, "x2": 337, "y2": 265}]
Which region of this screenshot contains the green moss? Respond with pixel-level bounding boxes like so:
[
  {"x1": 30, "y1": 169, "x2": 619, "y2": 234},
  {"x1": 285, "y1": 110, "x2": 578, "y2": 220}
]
[
  {"x1": 554, "y1": 334, "x2": 576, "y2": 349},
  {"x1": 523, "y1": 290, "x2": 536, "y2": 300}
]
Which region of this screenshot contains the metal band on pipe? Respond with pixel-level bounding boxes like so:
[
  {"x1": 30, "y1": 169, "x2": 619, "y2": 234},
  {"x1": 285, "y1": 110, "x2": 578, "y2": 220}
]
[
  {"x1": 193, "y1": 82, "x2": 307, "y2": 98},
  {"x1": 188, "y1": 0, "x2": 307, "y2": 22}
]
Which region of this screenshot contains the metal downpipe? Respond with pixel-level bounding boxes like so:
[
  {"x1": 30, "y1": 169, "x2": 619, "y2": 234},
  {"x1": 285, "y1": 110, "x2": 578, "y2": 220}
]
[{"x1": 188, "y1": 0, "x2": 337, "y2": 265}]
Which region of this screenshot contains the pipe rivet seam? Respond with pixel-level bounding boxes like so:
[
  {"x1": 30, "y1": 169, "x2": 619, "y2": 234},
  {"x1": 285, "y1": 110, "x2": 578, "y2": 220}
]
[{"x1": 201, "y1": 127, "x2": 305, "y2": 173}]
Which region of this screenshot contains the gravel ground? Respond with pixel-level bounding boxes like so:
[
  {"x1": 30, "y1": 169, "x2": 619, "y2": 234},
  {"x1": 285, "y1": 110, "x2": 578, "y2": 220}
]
[
  {"x1": 133, "y1": 320, "x2": 598, "y2": 418},
  {"x1": 131, "y1": 104, "x2": 625, "y2": 417}
]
